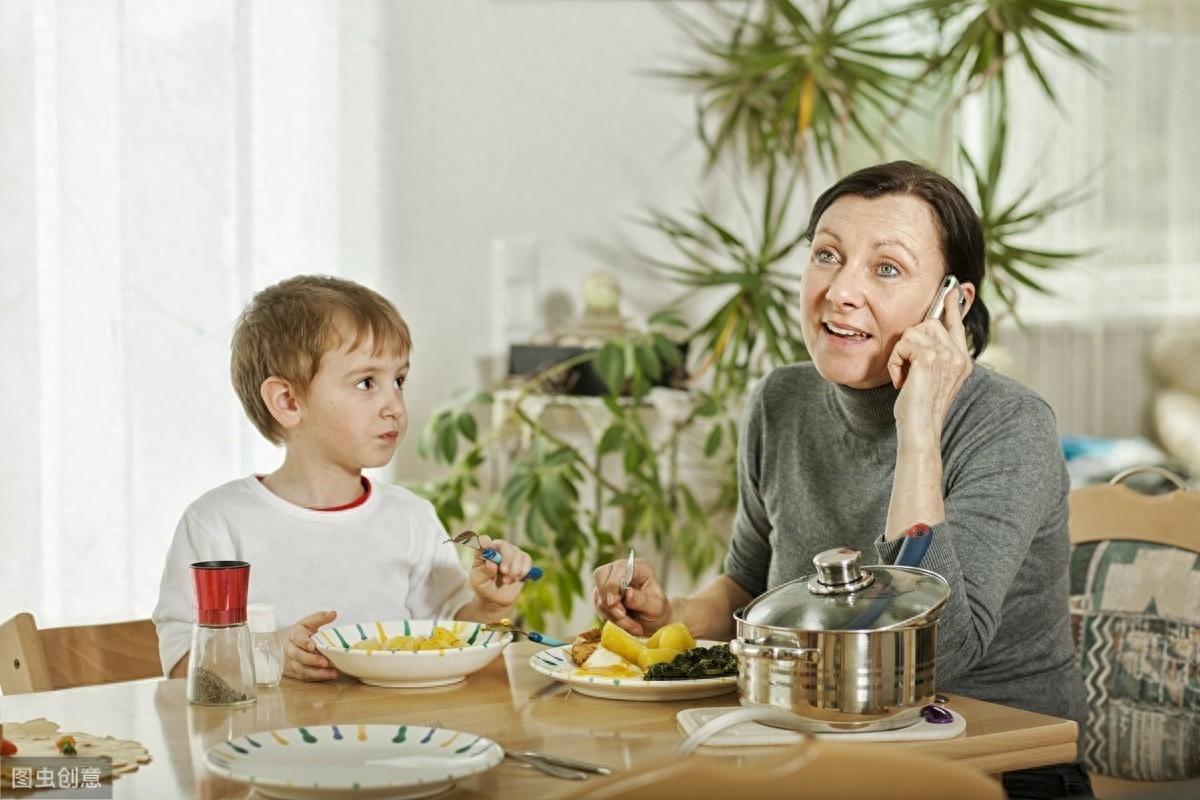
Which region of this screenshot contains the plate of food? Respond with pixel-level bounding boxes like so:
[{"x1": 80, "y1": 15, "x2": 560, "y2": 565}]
[
  {"x1": 528, "y1": 622, "x2": 738, "y2": 701},
  {"x1": 205, "y1": 723, "x2": 503, "y2": 800},
  {"x1": 313, "y1": 620, "x2": 512, "y2": 688}
]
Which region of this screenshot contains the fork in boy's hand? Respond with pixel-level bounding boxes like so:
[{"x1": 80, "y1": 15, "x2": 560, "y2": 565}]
[{"x1": 446, "y1": 530, "x2": 543, "y2": 581}]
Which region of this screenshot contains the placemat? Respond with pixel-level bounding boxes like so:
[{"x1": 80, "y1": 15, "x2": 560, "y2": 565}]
[
  {"x1": 1, "y1": 718, "x2": 151, "y2": 787},
  {"x1": 677, "y1": 707, "x2": 966, "y2": 747}
]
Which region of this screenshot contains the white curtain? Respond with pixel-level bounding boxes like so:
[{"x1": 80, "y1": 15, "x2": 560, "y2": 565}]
[
  {"x1": 999, "y1": 0, "x2": 1200, "y2": 321},
  {"x1": 981, "y1": 0, "x2": 1200, "y2": 439},
  {"x1": 0, "y1": 0, "x2": 386, "y2": 627}
]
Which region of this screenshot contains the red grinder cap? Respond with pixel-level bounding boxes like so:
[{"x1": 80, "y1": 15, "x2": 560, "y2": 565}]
[{"x1": 190, "y1": 560, "x2": 250, "y2": 625}]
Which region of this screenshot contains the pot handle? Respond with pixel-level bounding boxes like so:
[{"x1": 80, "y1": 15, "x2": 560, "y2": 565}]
[{"x1": 730, "y1": 640, "x2": 821, "y2": 663}]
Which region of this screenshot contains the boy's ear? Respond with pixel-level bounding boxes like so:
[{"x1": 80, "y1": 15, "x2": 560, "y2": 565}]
[{"x1": 261, "y1": 376, "x2": 302, "y2": 430}]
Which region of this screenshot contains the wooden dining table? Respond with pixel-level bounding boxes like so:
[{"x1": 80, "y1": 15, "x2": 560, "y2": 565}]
[{"x1": 0, "y1": 640, "x2": 1078, "y2": 798}]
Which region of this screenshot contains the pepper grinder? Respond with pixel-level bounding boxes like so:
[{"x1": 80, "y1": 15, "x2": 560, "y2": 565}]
[
  {"x1": 247, "y1": 603, "x2": 283, "y2": 688},
  {"x1": 187, "y1": 560, "x2": 256, "y2": 707}
]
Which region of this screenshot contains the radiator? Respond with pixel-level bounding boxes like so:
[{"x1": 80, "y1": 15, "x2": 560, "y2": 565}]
[{"x1": 992, "y1": 318, "x2": 1162, "y2": 439}]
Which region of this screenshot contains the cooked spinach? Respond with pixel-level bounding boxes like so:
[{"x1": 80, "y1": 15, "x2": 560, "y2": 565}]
[{"x1": 644, "y1": 644, "x2": 738, "y2": 681}]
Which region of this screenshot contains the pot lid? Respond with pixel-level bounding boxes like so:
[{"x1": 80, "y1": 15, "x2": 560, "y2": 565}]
[{"x1": 738, "y1": 547, "x2": 950, "y2": 631}]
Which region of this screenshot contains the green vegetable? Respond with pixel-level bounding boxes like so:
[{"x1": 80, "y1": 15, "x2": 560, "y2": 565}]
[{"x1": 644, "y1": 644, "x2": 737, "y2": 681}]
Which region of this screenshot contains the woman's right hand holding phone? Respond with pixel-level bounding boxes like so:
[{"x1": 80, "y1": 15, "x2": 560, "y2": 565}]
[
  {"x1": 888, "y1": 277, "x2": 974, "y2": 439},
  {"x1": 882, "y1": 276, "x2": 976, "y2": 542}
]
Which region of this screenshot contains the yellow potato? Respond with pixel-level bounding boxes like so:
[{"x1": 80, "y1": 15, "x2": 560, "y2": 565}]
[
  {"x1": 349, "y1": 626, "x2": 467, "y2": 652},
  {"x1": 637, "y1": 647, "x2": 683, "y2": 670},
  {"x1": 600, "y1": 621, "x2": 647, "y2": 666},
  {"x1": 656, "y1": 622, "x2": 696, "y2": 653}
]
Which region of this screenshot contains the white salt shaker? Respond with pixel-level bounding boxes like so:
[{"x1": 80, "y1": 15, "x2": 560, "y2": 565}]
[{"x1": 247, "y1": 603, "x2": 283, "y2": 688}]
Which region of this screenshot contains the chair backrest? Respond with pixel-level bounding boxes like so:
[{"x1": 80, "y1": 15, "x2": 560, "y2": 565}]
[
  {"x1": 0, "y1": 612, "x2": 54, "y2": 694},
  {"x1": 1068, "y1": 466, "x2": 1200, "y2": 782},
  {"x1": 0, "y1": 613, "x2": 161, "y2": 695},
  {"x1": 564, "y1": 739, "x2": 1004, "y2": 800}
]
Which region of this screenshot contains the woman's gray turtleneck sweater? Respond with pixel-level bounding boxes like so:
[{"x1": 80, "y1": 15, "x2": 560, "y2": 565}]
[{"x1": 725, "y1": 361, "x2": 1087, "y2": 733}]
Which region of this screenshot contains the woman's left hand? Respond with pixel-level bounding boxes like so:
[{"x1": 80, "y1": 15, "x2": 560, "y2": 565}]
[{"x1": 887, "y1": 300, "x2": 973, "y2": 437}]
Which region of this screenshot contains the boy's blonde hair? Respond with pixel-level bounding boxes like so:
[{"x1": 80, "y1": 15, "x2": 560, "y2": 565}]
[{"x1": 231, "y1": 274, "x2": 412, "y2": 445}]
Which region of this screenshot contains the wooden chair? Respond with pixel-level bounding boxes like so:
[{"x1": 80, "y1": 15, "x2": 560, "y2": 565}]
[
  {"x1": 1068, "y1": 466, "x2": 1200, "y2": 797},
  {"x1": 0, "y1": 612, "x2": 52, "y2": 693},
  {"x1": 0, "y1": 612, "x2": 161, "y2": 695}
]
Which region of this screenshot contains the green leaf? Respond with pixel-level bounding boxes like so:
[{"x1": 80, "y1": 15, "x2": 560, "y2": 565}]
[
  {"x1": 694, "y1": 393, "x2": 721, "y2": 417},
  {"x1": 594, "y1": 341, "x2": 626, "y2": 395},
  {"x1": 435, "y1": 421, "x2": 459, "y2": 464},
  {"x1": 630, "y1": 372, "x2": 651, "y2": 401},
  {"x1": 623, "y1": 439, "x2": 646, "y2": 474},
  {"x1": 597, "y1": 424, "x2": 626, "y2": 457},
  {"x1": 647, "y1": 309, "x2": 688, "y2": 330},
  {"x1": 653, "y1": 334, "x2": 684, "y2": 369},
  {"x1": 704, "y1": 424, "x2": 724, "y2": 458},
  {"x1": 456, "y1": 412, "x2": 477, "y2": 442},
  {"x1": 634, "y1": 342, "x2": 663, "y2": 383}
]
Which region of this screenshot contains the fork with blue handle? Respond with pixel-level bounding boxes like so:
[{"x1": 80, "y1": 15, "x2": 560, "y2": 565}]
[
  {"x1": 447, "y1": 530, "x2": 543, "y2": 581},
  {"x1": 482, "y1": 618, "x2": 569, "y2": 647}
]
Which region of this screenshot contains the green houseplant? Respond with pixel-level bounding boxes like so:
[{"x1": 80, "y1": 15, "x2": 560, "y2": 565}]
[{"x1": 411, "y1": 0, "x2": 1122, "y2": 631}]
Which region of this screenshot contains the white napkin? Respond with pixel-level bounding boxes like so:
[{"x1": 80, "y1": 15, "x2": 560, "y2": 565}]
[{"x1": 676, "y1": 707, "x2": 966, "y2": 747}]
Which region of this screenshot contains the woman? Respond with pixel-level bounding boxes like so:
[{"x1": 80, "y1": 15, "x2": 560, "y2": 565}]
[{"x1": 592, "y1": 161, "x2": 1090, "y2": 799}]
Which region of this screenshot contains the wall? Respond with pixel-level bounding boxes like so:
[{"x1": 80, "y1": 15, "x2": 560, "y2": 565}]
[{"x1": 379, "y1": 1, "x2": 718, "y2": 478}]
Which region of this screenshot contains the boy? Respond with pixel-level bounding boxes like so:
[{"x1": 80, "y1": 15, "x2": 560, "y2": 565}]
[{"x1": 152, "y1": 275, "x2": 534, "y2": 681}]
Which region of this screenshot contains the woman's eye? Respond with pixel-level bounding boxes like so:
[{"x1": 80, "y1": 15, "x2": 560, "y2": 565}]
[
  {"x1": 813, "y1": 248, "x2": 839, "y2": 265},
  {"x1": 876, "y1": 262, "x2": 900, "y2": 278}
]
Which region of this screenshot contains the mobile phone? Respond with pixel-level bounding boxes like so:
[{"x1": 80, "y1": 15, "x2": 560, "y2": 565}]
[{"x1": 924, "y1": 275, "x2": 967, "y2": 322}]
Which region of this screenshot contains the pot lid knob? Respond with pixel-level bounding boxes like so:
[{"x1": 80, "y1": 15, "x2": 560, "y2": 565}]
[{"x1": 808, "y1": 547, "x2": 875, "y2": 595}]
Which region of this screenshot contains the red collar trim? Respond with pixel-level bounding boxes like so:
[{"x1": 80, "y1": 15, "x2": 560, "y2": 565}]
[{"x1": 256, "y1": 475, "x2": 372, "y2": 511}]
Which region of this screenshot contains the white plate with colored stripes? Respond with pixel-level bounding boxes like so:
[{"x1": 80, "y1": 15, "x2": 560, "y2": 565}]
[{"x1": 205, "y1": 723, "x2": 503, "y2": 800}]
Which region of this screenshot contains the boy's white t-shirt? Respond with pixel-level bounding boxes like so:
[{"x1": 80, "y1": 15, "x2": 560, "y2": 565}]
[{"x1": 152, "y1": 476, "x2": 475, "y2": 675}]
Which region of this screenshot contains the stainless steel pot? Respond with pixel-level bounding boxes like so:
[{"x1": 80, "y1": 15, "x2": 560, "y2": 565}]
[{"x1": 731, "y1": 547, "x2": 950, "y2": 732}]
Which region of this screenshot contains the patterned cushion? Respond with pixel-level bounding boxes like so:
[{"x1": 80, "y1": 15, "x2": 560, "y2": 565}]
[{"x1": 1069, "y1": 540, "x2": 1200, "y2": 780}]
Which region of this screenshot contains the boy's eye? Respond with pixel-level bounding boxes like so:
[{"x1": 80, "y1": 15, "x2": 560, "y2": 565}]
[
  {"x1": 393, "y1": 376, "x2": 406, "y2": 390},
  {"x1": 355, "y1": 377, "x2": 375, "y2": 390}
]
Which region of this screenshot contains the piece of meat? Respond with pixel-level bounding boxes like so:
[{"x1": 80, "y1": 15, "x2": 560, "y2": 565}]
[{"x1": 569, "y1": 627, "x2": 602, "y2": 667}]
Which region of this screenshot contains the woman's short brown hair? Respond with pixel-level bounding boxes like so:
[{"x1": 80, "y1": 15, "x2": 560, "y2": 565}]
[{"x1": 230, "y1": 274, "x2": 412, "y2": 445}]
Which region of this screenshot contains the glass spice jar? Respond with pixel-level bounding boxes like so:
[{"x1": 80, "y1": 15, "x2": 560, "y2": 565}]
[
  {"x1": 247, "y1": 603, "x2": 283, "y2": 688},
  {"x1": 186, "y1": 560, "x2": 256, "y2": 707}
]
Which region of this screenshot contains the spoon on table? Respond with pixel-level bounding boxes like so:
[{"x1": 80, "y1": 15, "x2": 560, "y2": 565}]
[
  {"x1": 426, "y1": 721, "x2": 595, "y2": 780},
  {"x1": 505, "y1": 750, "x2": 588, "y2": 780},
  {"x1": 506, "y1": 750, "x2": 612, "y2": 776}
]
